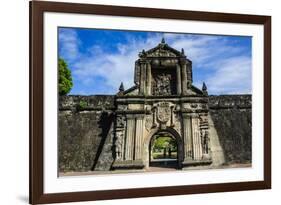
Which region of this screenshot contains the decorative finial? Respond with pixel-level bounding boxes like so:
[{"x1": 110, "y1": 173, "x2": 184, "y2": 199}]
[
  {"x1": 119, "y1": 82, "x2": 124, "y2": 92},
  {"x1": 161, "y1": 37, "x2": 165, "y2": 44},
  {"x1": 181, "y1": 48, "x2": 185, "y2": 55},
  {"x1": 202, "y1": 82, "x2": 208, "y2": 95}
]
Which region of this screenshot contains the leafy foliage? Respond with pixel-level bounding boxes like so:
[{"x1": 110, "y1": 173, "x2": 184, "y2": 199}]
[
  {"x1": 153, "y1": 136, "x2": 177, "y2": 151},
  {"x1": 59, "y1": 58, "x2": 73, "y2": 95}
]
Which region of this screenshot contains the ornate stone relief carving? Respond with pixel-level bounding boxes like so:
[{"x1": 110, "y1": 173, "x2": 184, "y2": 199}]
[
  {"x1": 153, "y1": 73, "x2": 172, "y2": 96},
  {"x1": 157, "y1": 102, "x2": 170, "y2": 123},
  {"x1": 199, "y1": 114, "x2": 210, "y2": 155},
  {"x1": 201, "y1": 129, "x2": 209, "y2": 154},
  {"x1": 147, "y1": 48, "x2": 177, "y2": 57},
  {"x1": 116, "y1": 115, "x2": 125, "y2": 128},
  {"x1": 190, "y1": 103, "x2": 198, "y2": 108}
]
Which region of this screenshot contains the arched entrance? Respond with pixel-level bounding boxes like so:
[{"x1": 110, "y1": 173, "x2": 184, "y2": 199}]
[{"x1": 148, "y1": 129, "x2": 183, "y2": 170}]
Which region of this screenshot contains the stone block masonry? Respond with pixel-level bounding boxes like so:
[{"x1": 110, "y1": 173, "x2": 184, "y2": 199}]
[
  {"x1": 58, "y1": 94, "x2": 251, "y2": 173},
  {"x1": 208, "y1": 95, "x2": 252, "y2": 165}
]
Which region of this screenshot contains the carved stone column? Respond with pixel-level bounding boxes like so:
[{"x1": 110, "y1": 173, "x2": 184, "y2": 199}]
[
  {"x1": 182, "y1": 113, "x2": 193, "y2": 160},
  {"x1": 181, "y1": 61, "x2": 188, "y2": 95},
  {"x1": 176, "y1": 64, "x2": 182, "y2": 95},
  {"x1": 135, "y1": 116, "x2": 144, "y2": 160},
  {"x1": 124, "y1": 116, "x2": 135, "y2": 160},
  {"x1": 146, "y1": 62, "x2": 152, "y2": 95}
]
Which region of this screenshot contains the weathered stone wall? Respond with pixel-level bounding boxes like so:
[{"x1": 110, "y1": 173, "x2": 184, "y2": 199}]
[
  {"x1": 58, "y1": 94, "x2": 252, "y2": 172},
  {"x1": 209, "y1": 95, "x2": 252, "y2": 165},
  {"x1": 58, "y1": 95, "x2": 115, "y2": 172}
]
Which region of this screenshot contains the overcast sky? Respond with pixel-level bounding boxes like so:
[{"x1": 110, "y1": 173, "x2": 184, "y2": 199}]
[{"x1": 58, "y1": 27, "x2": 252, "y2": 95}]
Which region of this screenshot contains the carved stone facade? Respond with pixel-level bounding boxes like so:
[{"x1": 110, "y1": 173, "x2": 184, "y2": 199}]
[{"x1": 112, "y1": 39, "x2": 212, "y2": 170}]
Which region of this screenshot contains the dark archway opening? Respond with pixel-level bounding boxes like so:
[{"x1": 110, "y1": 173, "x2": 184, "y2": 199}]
[{"x1": 149, "y1": 132, "x2": 179, "y2": 169}]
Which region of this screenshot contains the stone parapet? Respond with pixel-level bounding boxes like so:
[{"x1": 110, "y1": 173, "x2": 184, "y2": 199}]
[{"x1": 208, "y1": 95, "x2": 252, "y2": 109}]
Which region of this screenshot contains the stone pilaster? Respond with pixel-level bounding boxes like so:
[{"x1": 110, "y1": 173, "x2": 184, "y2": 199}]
[
  {"x1": 181, "y1": 61, "x2": 188, "y2": 95},
  {"x1": 139, "y1": 63, "x2": 146, "y2": 95},
  {"x1": 192, "y1": 117, "x2": 203, "y2": 160},
  {"x1": 135, "y1": 116, "x2": 144, "y2": 160},
  {"x1": 146, "y1": 62, "x2": 152, "y2": 95},
  {"x1": 170, "y1": 106, "x2": 174, "y2": 127},
  {"x1": 182, "y1": 114, "x2": 193, "y2": 160},
  {"x1": 134, "y1": 62, "x2": 140, "y2": 85},
  {"x1": 187, "y1": 62, "x2": 192, "y2": 85},
  {"x1": 176, "y1": 64, "x2": 182, "y2": 95},
  {"x1": 124, "y1": 116, "x2": 135, "y2": 160}
]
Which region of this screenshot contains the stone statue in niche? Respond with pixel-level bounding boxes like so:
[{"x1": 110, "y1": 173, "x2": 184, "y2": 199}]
[
  {"x1": 115, "y1": 131, "x2": 123, "y2": 160},
  {"x1": 201, "y1": 129, "x2": 209, "y2": 154},
  {"x1": 153, "y1": 73, "x2": 171, "y2": 95}
]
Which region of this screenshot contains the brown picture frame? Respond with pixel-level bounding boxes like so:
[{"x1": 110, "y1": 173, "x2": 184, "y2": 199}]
[{"x1": 30, "y1": 1, "x2": 271, "y2": 204}]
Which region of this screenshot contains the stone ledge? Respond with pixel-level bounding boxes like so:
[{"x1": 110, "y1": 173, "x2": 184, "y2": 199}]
[
  {"x1": 182, "y1": 159, "x2": 212, "y2": 167},
  {"x1": 112, "y1": 160, "x2": 145, "y2": 170}
]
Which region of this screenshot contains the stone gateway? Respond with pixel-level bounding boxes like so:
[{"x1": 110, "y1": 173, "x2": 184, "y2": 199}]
[
  {"x1": 113, "y1": 38, "x2": 212, "y2": 170},
  {"x1": 58, "y1": 39, "x2": 252, "y2": 173}
]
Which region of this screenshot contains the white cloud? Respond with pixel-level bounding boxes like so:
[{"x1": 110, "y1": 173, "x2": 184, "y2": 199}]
[
  {"x1": 202, "y1": 56, "x2": 252, "y2": 94},
  {"x1": 71, "y1": 35, "x2": 161, "y2": 93},
  {"x1": 59, "y1": 28, "x2": 80, "y2": 62}
]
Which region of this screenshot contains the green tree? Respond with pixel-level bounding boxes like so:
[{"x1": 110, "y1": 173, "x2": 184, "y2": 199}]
[
  {"x1": 153, "y1": 136, "x2": 177, "y2": 151},
  {"x1": 58, "y1": 58, "x2": 73, "y2": 95}
]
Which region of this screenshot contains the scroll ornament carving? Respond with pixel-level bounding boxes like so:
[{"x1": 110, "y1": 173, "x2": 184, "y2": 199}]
[
  {"x1": 173, "y1": 114, "x2": 181, "y2": 133},
  {"x1": 145, "y1": 115, "x2": 153, "y2": 131}
]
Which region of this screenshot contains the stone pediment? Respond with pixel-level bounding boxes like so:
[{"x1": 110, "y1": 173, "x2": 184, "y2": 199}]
[{"x1": 140, "y1": 40, "x2": 183, "y2": 58}]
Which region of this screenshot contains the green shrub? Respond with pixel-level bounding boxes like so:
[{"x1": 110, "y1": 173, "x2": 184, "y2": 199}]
[{"x1": 77, "y1": 100, "x2": 88, "y2": 110}]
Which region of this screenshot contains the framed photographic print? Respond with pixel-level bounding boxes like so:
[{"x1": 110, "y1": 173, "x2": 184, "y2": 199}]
[{"x1": 30, "y1": 0, "x2": 271, "y2": 204}]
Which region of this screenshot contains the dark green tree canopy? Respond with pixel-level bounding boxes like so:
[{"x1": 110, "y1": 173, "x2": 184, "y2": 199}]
[
  {"x1": 153, "y1": 136, "x2": 177, "y2": 151},
  {"x1": 59, "y1": 58, "x2": 73, "y2": 95}
]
